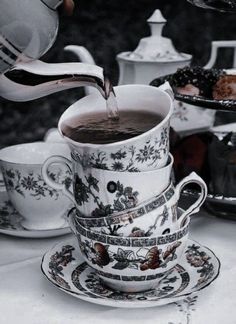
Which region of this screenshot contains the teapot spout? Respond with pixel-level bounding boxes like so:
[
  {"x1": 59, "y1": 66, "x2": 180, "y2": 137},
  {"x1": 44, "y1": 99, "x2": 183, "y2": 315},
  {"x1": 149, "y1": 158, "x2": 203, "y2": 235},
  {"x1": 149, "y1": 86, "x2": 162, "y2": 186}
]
[{"x1": 0, "y1": 60, "x2": 109, "y2": 101}]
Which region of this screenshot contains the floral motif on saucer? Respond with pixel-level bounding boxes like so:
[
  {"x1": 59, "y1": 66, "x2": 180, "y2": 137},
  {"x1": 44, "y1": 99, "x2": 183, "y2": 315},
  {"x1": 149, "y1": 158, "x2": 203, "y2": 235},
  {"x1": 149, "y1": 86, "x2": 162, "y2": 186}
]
[
  {"x1": 0, "y1": 190, "x2": 71, "y2": 238},
  {"x1": 41, "y1": 238, "x2": 220, "y2": 308}
]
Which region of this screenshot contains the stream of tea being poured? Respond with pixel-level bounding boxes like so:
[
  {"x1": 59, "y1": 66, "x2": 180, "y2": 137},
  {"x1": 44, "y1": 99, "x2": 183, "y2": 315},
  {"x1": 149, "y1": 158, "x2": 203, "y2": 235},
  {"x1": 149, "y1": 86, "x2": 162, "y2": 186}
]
[
  {"x1": 105, "y1": 79, "x2": 119, "y2": 120},
  {"x1": 61, "y1": 78, "x2": 163, "y2": 144}
]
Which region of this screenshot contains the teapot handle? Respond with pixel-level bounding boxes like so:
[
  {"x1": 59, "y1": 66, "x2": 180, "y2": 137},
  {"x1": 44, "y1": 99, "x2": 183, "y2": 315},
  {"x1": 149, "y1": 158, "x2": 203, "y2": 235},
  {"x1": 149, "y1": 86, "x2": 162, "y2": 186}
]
[
  {"x1": 204, "y1": 40, "x2": 236, "y2": 69},
  {"x1": 64, "y1": 45, "x2": 96, "y2": 65}
]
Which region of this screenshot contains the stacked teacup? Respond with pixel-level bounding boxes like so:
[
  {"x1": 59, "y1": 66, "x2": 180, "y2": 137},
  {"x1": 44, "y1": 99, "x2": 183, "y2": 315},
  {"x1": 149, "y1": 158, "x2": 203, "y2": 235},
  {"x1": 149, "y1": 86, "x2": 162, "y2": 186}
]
[{"x1": 42, "y1": 84, "x2": 207, "y2": 292}]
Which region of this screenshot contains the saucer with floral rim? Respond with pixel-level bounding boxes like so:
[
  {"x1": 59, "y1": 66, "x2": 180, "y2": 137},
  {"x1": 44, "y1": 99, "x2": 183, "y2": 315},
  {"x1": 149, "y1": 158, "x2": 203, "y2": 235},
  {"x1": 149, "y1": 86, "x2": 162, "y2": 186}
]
[
  {"x1": 41, "y1": 238, "x2": 220, "y2": 308},
  {"x1": 0, "y1": 190, "x2": 71, "y2": 238}
]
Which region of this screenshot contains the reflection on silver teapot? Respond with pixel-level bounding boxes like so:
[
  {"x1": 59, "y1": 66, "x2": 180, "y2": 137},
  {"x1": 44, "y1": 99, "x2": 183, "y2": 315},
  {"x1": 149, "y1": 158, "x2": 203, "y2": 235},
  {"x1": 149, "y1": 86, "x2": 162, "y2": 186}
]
[
  {"x1": 0, "y1": 60, "x2": 110, "y2": 101},
  {"x1": 0, "y1": 0, "x2": 63, "y2": 74},
  {"x1": 0, "y1": 0, "x2": 110, "y2": 102}
]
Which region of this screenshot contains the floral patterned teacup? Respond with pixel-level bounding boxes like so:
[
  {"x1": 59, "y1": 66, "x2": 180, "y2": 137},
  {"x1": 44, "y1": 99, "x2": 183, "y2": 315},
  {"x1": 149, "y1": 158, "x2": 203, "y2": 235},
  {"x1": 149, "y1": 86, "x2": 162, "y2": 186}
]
[
  {"x1": 68, "y1": 207, "x2": 189, "y2": 293},
  {"x1": 75, "y1": 172, "x2": 207, "y2": 237},
  {"x1": 0, "y1": 142, "x2": 72, "y2": 230},
  {"x1": 57, "y1": 84, "x2": 174, "y2": 172},
  {"x1": 42, "y1": 154, "x2": 174, "y2": 218}
]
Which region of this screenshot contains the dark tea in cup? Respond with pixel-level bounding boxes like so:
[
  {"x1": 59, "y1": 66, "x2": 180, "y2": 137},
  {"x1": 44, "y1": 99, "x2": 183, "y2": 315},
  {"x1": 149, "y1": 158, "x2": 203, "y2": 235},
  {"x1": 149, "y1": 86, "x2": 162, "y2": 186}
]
[
  {"x1": 61, "y1": 110, "x2": 163, "y2": 144},
  {"x1": 58, "y1": 84, "x2": 173, "y2": 171}
]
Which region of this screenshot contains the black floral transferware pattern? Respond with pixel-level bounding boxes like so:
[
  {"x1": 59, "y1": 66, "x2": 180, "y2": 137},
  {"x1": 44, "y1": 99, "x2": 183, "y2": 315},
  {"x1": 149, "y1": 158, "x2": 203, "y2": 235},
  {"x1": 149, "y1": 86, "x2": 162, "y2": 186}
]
[
  {"x1": 0, "y1": 199, "x2": 20, "y2": 230},
  {"x1": 73, "y1": 173, "x2": 139, "y2": 217},
  {"x1": 41, "y1": 239, "x2": 220, "y2": 307},
  {"x1": 48, "y1": 245, "x2": 75, "y2": 290},
  {"x1": 71, "y1": 262, "x2": 189, "y2": 301},
  {"x1": 79, "y1": 238, "x2": 182, "y2": 271},
  {"x1": 71, "y1": 127, "x2": 169, "y2": 172},
  {"x1": 92, "y1": 205, "x2": 170, "y2": 237},
  {"x1": 185, "y1": 244, "x2": 215, "y2": 289},
  {"x1": 173, "y1": 101, "x2": 189, "y2": 122},
  {"x1": 83, "y1": 271, "x2": 178, "y2": 300},
  {"x1": 2, "y1": 167, "x2": 72, "y2": 200},
  {"x1": 75, "y1": 185, "x2": 175, "y2": 238},
  {"x1": 173, "y1": 295, "x2": 198, "y2": 324},
  {"x1": 71, "y1": 209, "x2": 189, "y2": 248}
]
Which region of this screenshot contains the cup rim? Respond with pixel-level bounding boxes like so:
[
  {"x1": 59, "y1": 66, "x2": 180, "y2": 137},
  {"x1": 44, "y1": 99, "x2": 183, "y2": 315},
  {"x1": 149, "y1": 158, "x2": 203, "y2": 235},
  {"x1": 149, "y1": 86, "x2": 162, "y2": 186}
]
[
  {"x1": 58, "y1": 84, "x2": 173, "y2": 149},
  {"x1": 75, "y1": 181, "x2": 175, "y2": 225},
  {"x1": 69, "y1": 207, "x2": 189, "y2": 243},
  {"x1": 72, "y1": 152, "x2": 173, "y2": 175},
  {"x1": 0, "y1": 142, "x2": 70, "y2": 166}
]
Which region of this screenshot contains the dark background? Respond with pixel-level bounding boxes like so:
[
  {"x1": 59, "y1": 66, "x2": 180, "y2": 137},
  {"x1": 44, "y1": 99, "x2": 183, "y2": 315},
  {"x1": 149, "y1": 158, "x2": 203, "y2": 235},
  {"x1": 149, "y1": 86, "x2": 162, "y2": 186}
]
[{"x1": 1, "y1": 0, "x2": 236, "y2": 148}]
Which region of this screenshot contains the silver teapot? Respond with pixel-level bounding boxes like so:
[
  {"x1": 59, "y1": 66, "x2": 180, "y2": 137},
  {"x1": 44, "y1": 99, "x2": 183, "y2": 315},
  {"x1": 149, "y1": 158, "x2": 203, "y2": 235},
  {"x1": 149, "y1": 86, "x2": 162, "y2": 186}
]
[
  {"x1": 0, "y1": 0, "x2": 109, "y2": 101},
  {"x1": 0, "y1": 0, "x2": 63, "y2": 74}
]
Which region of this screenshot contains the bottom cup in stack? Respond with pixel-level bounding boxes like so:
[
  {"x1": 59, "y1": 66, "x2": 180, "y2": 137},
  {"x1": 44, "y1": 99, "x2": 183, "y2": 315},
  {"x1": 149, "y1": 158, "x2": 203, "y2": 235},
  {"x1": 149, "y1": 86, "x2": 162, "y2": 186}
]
[
  {"x1": 68, "y1": 208, "x2": 189, "y2": 293},
  {"x1": 42, "y1": 149, "x2": 207, "y2": 293}
]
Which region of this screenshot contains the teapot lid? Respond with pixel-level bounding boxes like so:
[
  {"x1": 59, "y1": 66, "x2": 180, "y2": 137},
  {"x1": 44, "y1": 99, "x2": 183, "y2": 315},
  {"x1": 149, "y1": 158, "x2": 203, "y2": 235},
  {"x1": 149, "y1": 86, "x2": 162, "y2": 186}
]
[{"x1": 117, "y1": 10, "x2": 192, "y2": 63}]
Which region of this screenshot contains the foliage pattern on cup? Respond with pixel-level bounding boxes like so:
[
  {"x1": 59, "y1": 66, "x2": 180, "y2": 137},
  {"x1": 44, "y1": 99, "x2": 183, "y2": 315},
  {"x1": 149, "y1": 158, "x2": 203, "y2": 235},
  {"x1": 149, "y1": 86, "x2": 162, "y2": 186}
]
[
  {"x1": 71, "y1": 126, "x2": 169, "y2": 172},
  {"x1": 44, "y1": 237, "x2": 219, "y2": 302},
  {"x1": 76, "y1": 184, "x2": 177, "y2": 237},
  {"x1": 2, "y1": 167, "x2": 72, "y2": 200},
  {"x1": 69, "y1": 210, "x2": 189, "y2": 279}
]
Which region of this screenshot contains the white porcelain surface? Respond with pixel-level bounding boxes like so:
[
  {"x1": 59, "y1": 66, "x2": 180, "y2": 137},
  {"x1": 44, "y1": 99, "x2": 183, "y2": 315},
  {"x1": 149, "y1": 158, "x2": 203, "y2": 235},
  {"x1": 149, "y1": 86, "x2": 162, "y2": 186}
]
[
  {"x1": 210, "y1": 122, "x2": 236, "y2": 133},
  {"x1": 58, "y1": 85, "x2": 173, "y2": 172},
  {"x1": 123, "y1": 10, "x2": 192, "y2": 63},
  {"x1": 0, "y1": 142, "x2": 73, "y2": 230},
  {"x1": 0, "y1": 190, "x2": 71, "y2": 238},
  {"x1": 118, "y1": 60, "x2": 191, "y2": 86},
  {"x1": 171, "y1": 101, "x2": 216, "y2": 134},
  {"x1": 44, "y1": 128, "x2": 66, "y2": 143},
  {"x1": 0, "y1": 142, "x2": 69, "y2": 164},
  {"x1": 41, "y1": 237, "x2": 220, "y2": 308}
]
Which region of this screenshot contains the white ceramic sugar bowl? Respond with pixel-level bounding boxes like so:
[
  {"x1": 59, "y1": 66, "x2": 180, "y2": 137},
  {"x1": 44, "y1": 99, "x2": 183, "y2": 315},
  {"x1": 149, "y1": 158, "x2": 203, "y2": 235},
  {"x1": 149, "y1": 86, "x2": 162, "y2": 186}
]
[{"x1": 116, "y1": 9, "x2": 192, "y2": 85}]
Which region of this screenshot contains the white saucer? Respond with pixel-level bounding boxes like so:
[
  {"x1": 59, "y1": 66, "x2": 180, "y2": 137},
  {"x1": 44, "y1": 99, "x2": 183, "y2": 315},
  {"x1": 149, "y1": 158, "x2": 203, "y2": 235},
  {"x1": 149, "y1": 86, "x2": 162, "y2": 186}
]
[
  {"x1": 41, "y1": 238, "x2": 220, "y2": 308},
  {"x1": 0, "y1": 190, "x2": 71, "y2": 238}
]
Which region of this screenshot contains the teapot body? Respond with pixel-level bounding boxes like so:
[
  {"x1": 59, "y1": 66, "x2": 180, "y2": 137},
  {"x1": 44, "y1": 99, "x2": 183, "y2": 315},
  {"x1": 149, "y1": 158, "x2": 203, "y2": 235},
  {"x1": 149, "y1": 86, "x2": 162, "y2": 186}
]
[
  {"x1": 0, "y1": 0, "x2": 60, "y2": 74},
  {"x1": 117, "y1": 53, "x2": 191, "y2": 85},
  {"x1": 0, "y1": 1, "x2": 109, "y2": 102}
]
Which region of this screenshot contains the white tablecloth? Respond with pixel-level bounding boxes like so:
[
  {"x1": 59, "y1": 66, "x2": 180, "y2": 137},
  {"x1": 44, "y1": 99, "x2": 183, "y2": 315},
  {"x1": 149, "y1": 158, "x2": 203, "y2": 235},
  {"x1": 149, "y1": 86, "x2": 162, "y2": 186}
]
[{"x1": 0, "y1": 210, "x2": 236, "y2": 324}]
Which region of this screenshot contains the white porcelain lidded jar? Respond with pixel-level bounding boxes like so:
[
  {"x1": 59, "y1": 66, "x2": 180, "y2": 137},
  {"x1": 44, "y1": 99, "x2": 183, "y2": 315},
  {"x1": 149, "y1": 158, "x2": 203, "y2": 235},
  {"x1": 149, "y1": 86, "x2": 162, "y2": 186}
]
[{"x1": 116, "y1": 9, "x2": 192, "y2": 85}]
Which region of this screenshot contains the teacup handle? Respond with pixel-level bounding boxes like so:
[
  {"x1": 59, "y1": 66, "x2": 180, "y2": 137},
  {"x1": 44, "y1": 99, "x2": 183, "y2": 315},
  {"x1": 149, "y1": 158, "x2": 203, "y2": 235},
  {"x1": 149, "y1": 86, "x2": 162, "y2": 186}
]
[
  {"x1": 175, "y1": 172, "x2": 207, "y2": 226},
  {"x1": 42, "y1": 155, "x2": 76, "y2": 205}
]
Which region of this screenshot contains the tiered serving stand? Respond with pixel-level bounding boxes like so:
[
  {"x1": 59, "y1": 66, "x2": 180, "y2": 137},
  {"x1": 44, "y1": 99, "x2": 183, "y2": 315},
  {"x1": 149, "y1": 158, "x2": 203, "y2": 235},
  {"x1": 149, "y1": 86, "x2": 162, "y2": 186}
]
[{"x1": 152, "y1": 40, "x2": 236, "y2": 220}]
